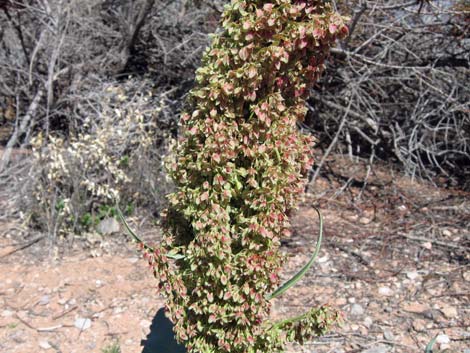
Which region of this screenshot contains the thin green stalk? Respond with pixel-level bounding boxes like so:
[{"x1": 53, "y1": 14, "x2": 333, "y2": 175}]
[
  {"x1": 266, "y1": 206, "x2": 323, "y2": 300},
  {"x1": 116, "y1": 206, "x2": 184, "y2": 260}
]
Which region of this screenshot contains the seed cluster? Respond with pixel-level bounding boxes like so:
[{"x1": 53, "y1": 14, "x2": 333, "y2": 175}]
[{"x1": 145, "y1": 1, "x2": 348, "y2": 352}]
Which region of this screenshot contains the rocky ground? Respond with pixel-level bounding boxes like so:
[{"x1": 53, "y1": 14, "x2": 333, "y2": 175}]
[{"x1": 0, "y1": 158, "x2": 469, "y2": 353}]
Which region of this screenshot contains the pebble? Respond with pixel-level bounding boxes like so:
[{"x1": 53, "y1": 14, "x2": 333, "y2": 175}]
[
  {"x1": 412, "y1": 319, "x2": 426, "y2": 331},
  {"x1": 463, "y1": 271, "x2": 470, "y2": 282},
  {"x1": 383, "y1": 329, "x2": 395, "y2": 341},
  {"x1": 378, "y1": 287, "x2": 393, "y2": 296},
  {"x1": 39, "y1": 340, "x2": 52, "y2": 350},
  {"x1": 74, "y1": 317, "x2": 91, "y2": 330},
  {"x1": 361, "y1": 345, "x2": 390, "y2": 353},
  {"x1": 406, "y1": 271, "x2": 419, "y2": 280},
  {"x1": 402, "y1": 302, "x2": 429, "y2": 314},
  {"x1": 351, "y1": 304, "x2": 364, "y2": 316},
  {"x1": 423, "y1": 309, "x2": 440, "y2": 321},
  {"x1": 113, "y1": 306, "x2": 126, "y2": 315},
  {"x1": 97, "y1": 217, "x2": 120, "y2": 235},
  {"x1": 363, "y1": 317, "x2": 373, "y2": 328},
  {"x1": 1, "y1": 310, "x2": 14, "y2": 317},
  {"x1": 442, "y1": 229, "x2": 452, "y2": 237},
  {"x1": 422, "y1": 241, "x2": 432, "y2": 250},
  {"x1": 85, "y1": 232, "x2": 103, "y2": 244},
  {"x1": 441, "y1": 305, "x2": 458, "y2": 319},
  {"x1": 436, "y1": 334, "x2": 450, "y2": 344},
  {"x1": 58, "y1": 298, "x2": 67, "y2": 305},
  {"x1": 38, "y1": 295, "x2": 50, "y2": 306}
]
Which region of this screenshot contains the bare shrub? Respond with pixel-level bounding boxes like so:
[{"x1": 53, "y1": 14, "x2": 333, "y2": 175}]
[
  {"x1": 307, "y1": 0, "x2": 470, "y2": 187},
  {"x1": 0, "y1": 0, "x2": 221, "y2": 236},
  {"x1": 0, "y1": 0, "x2": 173, "y2": 170}
]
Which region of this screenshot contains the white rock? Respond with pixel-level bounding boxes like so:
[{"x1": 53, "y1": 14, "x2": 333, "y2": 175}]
[
  {"x1": 442, "y1": 229, "x2": 452, "y2": 237},
  {"x1": 1, "y1": 310, "x2": 14, "y2": 317},
  {"x1": 383, "y1": 329, "x2": 395, "y2": 341},
  {"x1": 39, "y1": 340, "x2": 52, "y2": 350},
  {"x1": 363, "y1": 317, "x2": 374, "y2": 328},
  {"x1": 436, "y1": 334, "x2": 450, "y2": 344},
  {"x1": 422, "y1": 242, "x2": 432, "y2": 250},
  {"x1": 351, "y1": 304, "x2": 364, "y2": 316},
  {"x1": 406, "y1": 271, "x2": 419, "y2": 280},
  {"x1": 463, "y1": 271, "x2": 470, "y2": 282},
  {"x1": 113, "y1": 306, "x2": 126, "y2": 315},
  {"x1": 74, "y1": 317, "x2": 91, "y2": 330},
  {"x1": 378, "y1": 286, "x2": 393, "y2": 296},
  {"x1": 38, "y1": 295, "x2": 50, "y2": 305},
  {"x1": 97, "y1": 217, "x2": 120, "y2": 235},
  {"x1": 441, "y1": 305, "x2": 458, "y2": 319}
]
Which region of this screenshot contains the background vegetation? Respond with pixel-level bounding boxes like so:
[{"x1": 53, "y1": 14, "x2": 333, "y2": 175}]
[{"x1": 0, "y1": 0, "x2": 468, "y2": 240}]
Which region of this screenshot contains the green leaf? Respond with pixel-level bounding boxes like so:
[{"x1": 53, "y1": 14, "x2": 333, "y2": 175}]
[
  {"x1": 424, "y1": 335, "x2": 438, "y2": 353},
  {"x1": 266, "y1": 207, "x2": 323, "y2": 300}
]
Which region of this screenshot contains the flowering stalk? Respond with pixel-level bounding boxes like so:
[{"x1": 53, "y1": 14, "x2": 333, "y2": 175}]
[{"x1": 140, "y1": 1, "x2": 348, "y2": 352}]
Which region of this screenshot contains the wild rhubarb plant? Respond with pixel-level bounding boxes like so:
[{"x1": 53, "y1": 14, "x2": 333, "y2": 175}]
[{"x1": 127, "y1": 1, "x2": 348, "y2": 352}]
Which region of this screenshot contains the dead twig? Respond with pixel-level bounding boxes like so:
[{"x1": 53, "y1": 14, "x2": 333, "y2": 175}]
[
  {"x1": 52, "y1": 305, "x2": 78, "y2": 320},
  {"x1": 0, "y1": 235, "x2": 45, "y2": 258},
  {"x1": 398, "y1": 232, "x2": 468, "y2": 250},
  {"x1": 335, "y1": 244, "x2": 371, "y2": 266}
]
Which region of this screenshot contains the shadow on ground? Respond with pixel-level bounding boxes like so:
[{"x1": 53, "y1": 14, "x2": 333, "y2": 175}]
[{"x1": 141, "y1": 307, "x2": 187, "y2": 353}]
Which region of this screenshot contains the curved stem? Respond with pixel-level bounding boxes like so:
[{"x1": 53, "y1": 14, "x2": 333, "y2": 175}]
[
  {"x1": 116, "y1": 205, "x2": 185, "y2": 260},
  {"x1": 266, "y1": 206, "x2": 323, "y2": 300}
]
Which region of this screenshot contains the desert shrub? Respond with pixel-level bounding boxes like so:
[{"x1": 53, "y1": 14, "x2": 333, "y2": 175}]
[
  {"x1": 141, "y1": 1, "x2": 348, "y2": 352},
  {"x1": 306, "y1": 0, "x2": 470, "y2": 186},
  {"x1": 0, "y1": 0, "x2": 213, "y2": 172},
  {"x1": 25, "y1": 80, "x2": 172, "y2": 238}
]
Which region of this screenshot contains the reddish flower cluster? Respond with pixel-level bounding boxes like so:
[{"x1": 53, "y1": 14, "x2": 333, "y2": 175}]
[{"x1": 145, "y1": 1, "x2": 348, "y2": 352}]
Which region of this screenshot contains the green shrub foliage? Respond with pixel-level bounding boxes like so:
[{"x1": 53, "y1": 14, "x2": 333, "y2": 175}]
[{"x1": 145, "y1": 1, "x2": 348, "y2": 352}]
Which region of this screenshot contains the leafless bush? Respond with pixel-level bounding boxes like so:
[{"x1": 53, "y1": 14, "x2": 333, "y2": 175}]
[
  {"x1": 0, "y1": 0, "x2": 220, "y2": 170},
  {"x1": 307, "y1": 0, "x2": 470, "y2": 187},
  {"x1": 0, "y1": 0, "x2": 221, "y2": 236}
]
